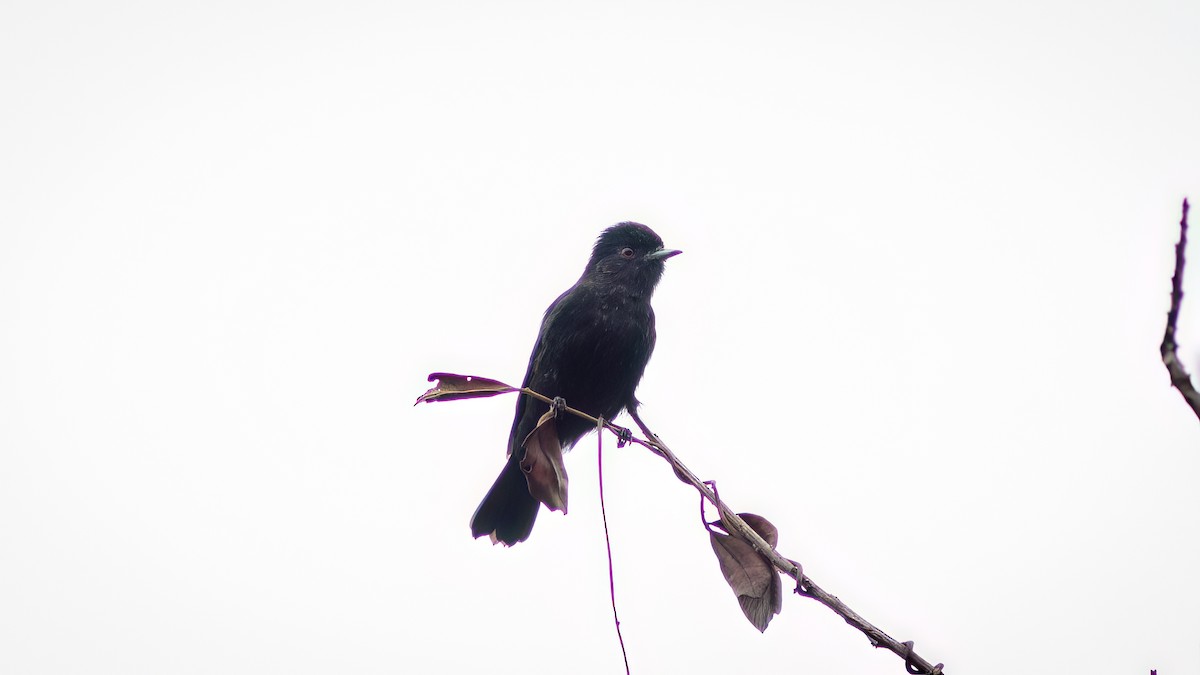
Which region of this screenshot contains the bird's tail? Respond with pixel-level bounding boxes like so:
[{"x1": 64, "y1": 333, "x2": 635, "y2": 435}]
[{"x1": 470, "y1": 457, "x2": 539, "y2": 546}]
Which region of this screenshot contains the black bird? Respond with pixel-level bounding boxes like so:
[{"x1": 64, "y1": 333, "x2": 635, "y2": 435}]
[{"x1": 470, "y1": 222, "x2": 681, "y2": 545}]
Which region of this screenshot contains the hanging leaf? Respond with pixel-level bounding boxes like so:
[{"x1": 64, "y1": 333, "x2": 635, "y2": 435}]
[
  {"x1": 735, "y1": 513, "x2": 780, "y2": 548},
  {"x1": 737, "y1": 574, "x2": 782, "y2": 632},
  {"x1": 519, "y1": 410, "x2": 568, "y2": 513},
  {"x1": 709, "y1": 513, "x2": 783, "y2": 632},
  {"x1": 414, "y1": 372, "x2": 517, "y2": 405}
]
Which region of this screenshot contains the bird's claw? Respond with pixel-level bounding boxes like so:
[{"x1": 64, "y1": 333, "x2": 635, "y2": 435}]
[
  {"x1": 613, "y1": 425, "x2": 633, "y2": 448},
  {"x1": 550, "y1": 396, "x2": 568, "y2": 418}
]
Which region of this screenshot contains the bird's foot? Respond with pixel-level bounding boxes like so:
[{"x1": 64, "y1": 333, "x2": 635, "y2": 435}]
[
  {"x1": 550, "y1": 396, "x2": 568, "y2": 418},
  {"x1": 612, "y1": 425, "x2": 633, "y2": 448}
]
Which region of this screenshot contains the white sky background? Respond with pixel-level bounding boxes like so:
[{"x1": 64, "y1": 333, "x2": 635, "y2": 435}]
[{"x1": 2, "y1": 1, "x2": 1198, "y2": 673}]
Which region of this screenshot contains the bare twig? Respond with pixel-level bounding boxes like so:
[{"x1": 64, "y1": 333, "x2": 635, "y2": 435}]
[
  {"x1": 1161, "y1": 199, "x2": 1200, "y2": 420},
  {"x1": 528, "y1": 384, "x2": 945, "y2": 667},
  {"x1": 628, "y1": 408, "x2": 943, "y2": 674},
  {"x1": 596, "y1": 419, "x2": 631, "y2": 675}
]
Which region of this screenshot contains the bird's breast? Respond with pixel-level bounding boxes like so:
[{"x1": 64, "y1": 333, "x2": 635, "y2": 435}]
[{"x1": 540, "y1": 296, "x2": 654, "y2": 416}]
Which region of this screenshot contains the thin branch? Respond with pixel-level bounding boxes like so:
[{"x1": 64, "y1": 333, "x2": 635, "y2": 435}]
[
  {"x1": 1160, "y1": 198, "x2": 1200, "y2": 420},
  {"x1": 545, "y1": 389, "x2": 943, "y2": 673},
  {"x1": 596, "y1": 420, "x2": 631, "y2": 675},
  {"x1": 420, "y1": 375, "x2": 945, "y2": 673},
  {"x1": 628, "y1": 409, "x2": 943, "y2": 675}
]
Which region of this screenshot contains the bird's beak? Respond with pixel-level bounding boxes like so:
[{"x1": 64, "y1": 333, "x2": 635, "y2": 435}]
[{"x1": 646, "y1": 247, "x2": 682, "y2": 261}]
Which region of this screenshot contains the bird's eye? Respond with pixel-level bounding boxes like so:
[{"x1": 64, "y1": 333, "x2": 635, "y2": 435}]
[{"x1": 620, "y1": 247, "x2": 635, "y2": 258}]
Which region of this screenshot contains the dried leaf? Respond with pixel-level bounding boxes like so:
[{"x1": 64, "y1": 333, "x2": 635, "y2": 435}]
[
  {"x1": 738, "y1": 573, "x2": 783, "y2": 633},
  {"x1": 736, "y1": 513, "x2": 780, "y2": 548},
  {"x1": 710, "y1": 533, "x2": 772, "y2": 596},
  {"x1": 519, "y1": 410, "x2": 568, "y2": 513},
  {"x1": 414, "y1": 372, "x2": 517, "y2": 405},
  {"x1": 711, "y1": 512, "x2": 780, "y2": 548},
  {"x1": 709, "y1": 512, "x2": 783, "y2": 632}
]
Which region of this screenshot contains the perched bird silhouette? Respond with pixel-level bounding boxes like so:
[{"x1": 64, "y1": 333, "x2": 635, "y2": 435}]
[{"x1": 470, "y1": 222, "x2": 681, "y2": 545}]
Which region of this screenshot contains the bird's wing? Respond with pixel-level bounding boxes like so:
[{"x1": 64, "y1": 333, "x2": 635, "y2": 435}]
[{"x1": 506, "y1": 285, "x2": 576, "y2": 455}]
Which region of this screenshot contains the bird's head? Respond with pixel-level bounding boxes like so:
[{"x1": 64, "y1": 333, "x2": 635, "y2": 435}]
[{"x1": 585, "y1": 222, "x2": 681, "y2": 291}]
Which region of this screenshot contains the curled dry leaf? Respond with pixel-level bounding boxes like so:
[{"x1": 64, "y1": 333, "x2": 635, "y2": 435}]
[
  {"x1": 414, "y1": 372, "x2": 517, "y2": 405},
  {"x1": 709, "y1": 512, "x2": 783, "y2": 632},
  {"x1": 519, "y1": 410, "x2": 568, "y2": 513},
  {"x1": 733, "y1": 513, "x2": 780, "y2": 548}
]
